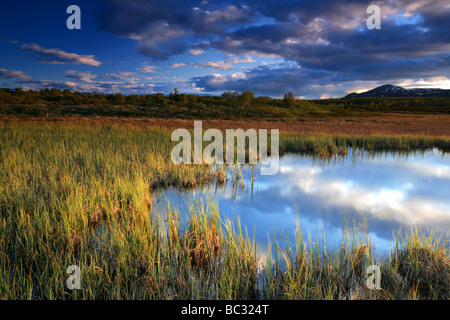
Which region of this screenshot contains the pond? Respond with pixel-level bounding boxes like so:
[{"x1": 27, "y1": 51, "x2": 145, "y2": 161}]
[{"x1": 151, "y1": 149, "x2": 450, "y2": 257}]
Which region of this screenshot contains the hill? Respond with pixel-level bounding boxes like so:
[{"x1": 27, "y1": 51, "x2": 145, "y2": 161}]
[{"x1": 345, "y1": 84, "x2": 450, "y2": 98}]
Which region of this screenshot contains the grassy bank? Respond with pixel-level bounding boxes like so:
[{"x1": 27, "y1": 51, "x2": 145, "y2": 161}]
[
  {"x1": 280, "y1": 133, "x2": 450, "y2": 156},
  {"x1": 0, "y1": 120, "x2": 448, "y2": 299}
]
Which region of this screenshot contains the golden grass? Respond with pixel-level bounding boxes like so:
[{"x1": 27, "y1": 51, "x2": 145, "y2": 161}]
[{"x1": 0, "y1": 120, "x2": 448, "y2": 300}]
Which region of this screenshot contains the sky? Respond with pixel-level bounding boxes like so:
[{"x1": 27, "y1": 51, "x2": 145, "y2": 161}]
[{"x1": 0, "y1": 0, "x2": 449, "y2": 99}]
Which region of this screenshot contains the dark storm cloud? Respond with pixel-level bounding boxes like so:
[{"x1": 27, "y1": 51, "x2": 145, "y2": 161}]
[
  {"x1": 97, "y1": 0, "x2": 255, "y2": 60},
  {"x1": 96, "y1": 0, "x2": 450, "y2": 95}
]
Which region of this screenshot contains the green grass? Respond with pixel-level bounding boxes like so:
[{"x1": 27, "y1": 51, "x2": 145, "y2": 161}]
[
  {"x1": 0, "y1": 120, "x2": 448, "y2": 299},
  {"x1": 280, "y1": 133, "x2": 450, "y2": 155},
  {"x1": 264, "y1": 220, "x2": 449, "y2": 300}
]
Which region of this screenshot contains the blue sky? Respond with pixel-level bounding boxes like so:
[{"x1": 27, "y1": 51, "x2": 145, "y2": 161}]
[{"x1": 1, "y1": 0, "x2": 449, "y2": 98}]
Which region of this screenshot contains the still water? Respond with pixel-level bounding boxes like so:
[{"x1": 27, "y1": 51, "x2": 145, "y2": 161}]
[{"x1": 151, "y1": 149, "x2": 450, "y2": 256}]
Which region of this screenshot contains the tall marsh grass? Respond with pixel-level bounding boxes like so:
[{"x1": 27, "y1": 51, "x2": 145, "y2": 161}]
[{"x1": 0, "y1": 120, "x2": 448, "y2": 299}]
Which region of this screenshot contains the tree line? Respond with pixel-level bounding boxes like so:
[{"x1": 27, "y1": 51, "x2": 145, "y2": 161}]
[{"x1": 0, "y1": 87, "x2": 449, "y2": 118}]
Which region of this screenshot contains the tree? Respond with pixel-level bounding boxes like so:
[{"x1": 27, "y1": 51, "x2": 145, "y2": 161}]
[
  {"x1": 221, "y1": 91, "x2": 239, "y2": 99},
  {"x1": 154, "y1": 92, "x2": 167, "y2": 105},
  {"x1": 126, "y1": 95, "x2": 137, "y2": 105},
  {"x1": 112, "y1": 93, "x2": 126, "y2": 105},
  {"x1": 144, "y1": 94, "x2": 153, "y2": 105},
  {"x1": 187, "y1": 94, "x2": 197, "y2": 104},
  {"x1": 179, "y1": 93, "x2": 188, "y2": 105},
  {"x1": 283, "y1": 92, "x2": 296, "y2": 107},
  {"x1": 239, "y1": 91, "x2": 255, "y2": 108},
  {"x1": 169, "y1": 88, "x2": 179, "y2": 101},
  {"x1": 50, "y1": 88, "x2": 63, "y2": 97}
]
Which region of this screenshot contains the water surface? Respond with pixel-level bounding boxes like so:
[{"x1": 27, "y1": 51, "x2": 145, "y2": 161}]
[{"x1": 151, "y1": 149, "x2": 450, "y2": 255}]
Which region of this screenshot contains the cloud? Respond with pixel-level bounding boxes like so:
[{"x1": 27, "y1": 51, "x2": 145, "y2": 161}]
[
  {"x1": 65, "y1": 70, "x2": 156, "y2": 85},
  {"x1": 230, "y1": 56, "x2": 256, "y2": 64},
  {"x1": 20, "y1": 80, "x2": 100, "y2": 92},
  {"x1": 171, "y1": 56, "x2": 256, "y2": 70},
  {"x1": 140, "y1": 63, "x2": 158, "y2": 73},
  {"x1": 192, "y1": 63, "x2": 334, "y2": 96},
  {"x1": 20, "y1": 43, "x2": 101, "y2": 66},
  {"x1": 171, "y1": 60, "x2": 235, "y2": 70},
  {"x1": 97, "y1": 0, "x2": 256, "y2": 60},
  {"x1": 0, "y1": 68, "x2": 31, "y2": 81},
  {"x1": 171, "y1": 63, "x2": 187, "y2": 68},
  {"x1": 96, "y1": 0, "x2": 450, "y2": 97},
  {"x1": 64, "y1": 67, "x2": 159, "y2": 85},
  {"x1": 397, "y1": 77, "x2": 450, "y2": 89},
  {"x1": 102, "y1": 71, "x2": 136, "y2": 80},
  {"x1": 189, "y1": 49, "x2": 205, "y2": 55},
  {"x1": 20, "y1": 79, "x2": 156, "y2": 94},
  {"x1": 18, "y1": 68, "x2": 191, "y2": 95},
  {"x1": 64, "y1": 70, "x2": 97, "y2": 83},
  {"x1": 248, "y1": 154, "x2": 450, "y2": 240}
]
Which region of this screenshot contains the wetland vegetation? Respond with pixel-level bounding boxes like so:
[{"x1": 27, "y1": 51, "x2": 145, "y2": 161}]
[{"x1": 0, "y1": 120, "x2": 448, "y2": 299}]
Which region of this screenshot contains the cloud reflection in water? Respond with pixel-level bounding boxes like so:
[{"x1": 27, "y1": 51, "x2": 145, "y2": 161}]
[{"x1": 152, "y1": 149, "x2": 450, "y2": 254}]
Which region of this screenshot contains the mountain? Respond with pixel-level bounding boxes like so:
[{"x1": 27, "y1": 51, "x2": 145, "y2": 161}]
[{"x1": 344, "y1": 84, "x2": 450, "y2": 98}]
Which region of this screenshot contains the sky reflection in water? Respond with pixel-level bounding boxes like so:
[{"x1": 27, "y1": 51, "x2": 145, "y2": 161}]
[{"x1": 151, "y1": 149, "x2": 450, "y2": 256}]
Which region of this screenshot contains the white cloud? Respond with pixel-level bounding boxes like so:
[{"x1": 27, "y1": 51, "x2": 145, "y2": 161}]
[
  {"x1": 189, "y1": 49, "x2": 205, "y2": 55},
  {"x1": 171, "y1": 56, "x2": 255, "y2": 71},
  {"x1": 171, "y1": 60, "x2": 235, "y2": 70},
  {"x1": 65, "y1": 70, "x2": 97, "y2": 83},
  {"x1": 171, "y1": 63, "x2": 187, "y2": 68},
  {"x1": 140, "y1": 63, "x2": 158, "y2": 73},
  {"x1": 282, "y1": 164, "x2": 450, "y2": 228},
  {"x1": 21, "y1": 79, "x2": 156, "y2": 94},
  {"x1": 396, "y1": 77, "x2": 450, "y2": 89},
  {"x1": 0, "y1": 68, "x2": 31, "y2": 81},
  {"x1": 20, "y1": 43, "x2": 101, "y2": 66},
  {"x1": 402, "y1": 163, "x2": 450, "y2": 179}
]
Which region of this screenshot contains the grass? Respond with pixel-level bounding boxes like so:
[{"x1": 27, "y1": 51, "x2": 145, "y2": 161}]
[
  {"x1": 264, "y1": 220, "x2": 449, "y2": 300},
  {"x1": 279, "y1": 132, "x2": 450, "y2": 156},
  {"x1": 0, "y1": 120, "x2": 448, "y2": 299}
]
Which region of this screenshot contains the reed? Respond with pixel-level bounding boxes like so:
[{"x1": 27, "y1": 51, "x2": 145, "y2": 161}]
[{"x1": 0, "y1": 120, "x2": 448, "y2": 299}]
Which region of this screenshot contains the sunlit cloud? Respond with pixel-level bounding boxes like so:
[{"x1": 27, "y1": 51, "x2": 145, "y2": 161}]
[
  {"x1": 189, "y1": 49, "x2": 205, "y2": 55},
  {"x1": 0, "y1": 68, "x2": 31, "y2": 81},
  {"x1": 65, "y1": 70, "x2": 97, "y2": 83},
  {"x1": 397, "y1": 77, "x2": 450, "y2": 89},
  {"x1": 20, "y1": 43, "x2": 101, "y2": 66},
  {"x1": 171, "y1": 60, "x2": 235, "y2": 70},
  {"x1": 139, "y1": 63, "x2": 159, "y2": 73}
]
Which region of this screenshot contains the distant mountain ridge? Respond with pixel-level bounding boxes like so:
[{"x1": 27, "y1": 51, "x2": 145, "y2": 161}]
[{"x1": 344, "y1": 84, "x2": 450, "y2": 98}]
